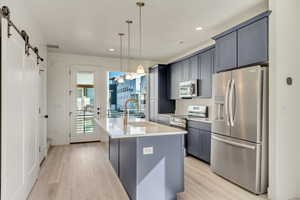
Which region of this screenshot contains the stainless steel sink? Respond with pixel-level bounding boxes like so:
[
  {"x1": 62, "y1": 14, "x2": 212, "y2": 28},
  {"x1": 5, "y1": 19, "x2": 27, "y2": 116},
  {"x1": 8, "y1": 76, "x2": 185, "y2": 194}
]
[{"x1": 128, "y1": 121, "x2": 150, "y2": 127}]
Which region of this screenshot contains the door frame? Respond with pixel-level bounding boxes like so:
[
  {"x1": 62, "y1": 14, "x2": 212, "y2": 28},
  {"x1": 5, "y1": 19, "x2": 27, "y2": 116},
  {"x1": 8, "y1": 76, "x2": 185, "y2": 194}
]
[
  {"x1": 38, "y1": 66, "x2": 47, "y2": 163},
  {"x1": 68, "y1": 65, "x2": 101, "y2": 143},
  {"x1": 0, "y1": 15, "x2": 2, "y2": 198}
]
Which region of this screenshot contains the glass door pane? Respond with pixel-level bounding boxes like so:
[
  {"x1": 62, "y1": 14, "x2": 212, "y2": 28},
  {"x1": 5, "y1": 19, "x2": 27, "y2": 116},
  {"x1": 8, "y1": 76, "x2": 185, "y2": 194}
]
[{"x1": 76, "y1": 72, "x2": 95, "y2": 135}]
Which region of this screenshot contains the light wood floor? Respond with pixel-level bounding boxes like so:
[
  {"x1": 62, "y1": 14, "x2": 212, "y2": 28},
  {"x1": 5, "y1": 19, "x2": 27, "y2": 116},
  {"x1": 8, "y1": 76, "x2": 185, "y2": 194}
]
[{"x1": 28, "y1": 142, "x2": 268, "y2": 200}]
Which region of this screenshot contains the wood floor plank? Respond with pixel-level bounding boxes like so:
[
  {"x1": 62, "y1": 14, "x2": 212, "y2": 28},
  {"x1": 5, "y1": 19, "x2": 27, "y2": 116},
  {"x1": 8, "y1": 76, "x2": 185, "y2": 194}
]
[{"x1": 28, "y1": 142, "x2": 268, "y2": 200}]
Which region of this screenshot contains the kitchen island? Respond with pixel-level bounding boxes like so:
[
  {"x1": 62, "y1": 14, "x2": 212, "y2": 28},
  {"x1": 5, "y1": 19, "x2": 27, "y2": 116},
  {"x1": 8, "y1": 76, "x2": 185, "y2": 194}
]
[{"x1": 95, "y1": 118, "x2": 187, "y2": 200}]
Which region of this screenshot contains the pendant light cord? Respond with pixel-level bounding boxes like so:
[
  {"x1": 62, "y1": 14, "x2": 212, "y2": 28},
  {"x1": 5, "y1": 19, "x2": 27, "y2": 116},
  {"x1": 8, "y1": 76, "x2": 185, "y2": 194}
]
[
  {"x1": 128, "y1": 23, "x2": 130, "y2": 70},
  {"x1": 119, "y1": 33, "x2": 125, "y2": 72},
  {"x1": 138, "y1": 3, "x2": 142, "y2": 58},
  {"x1": 126, "y1": 20, "x2": 132, "y2": 71},
  {"x1": 120, "y1": 35, "x2": 122, "y2": 71},
  {"x1": 136, "y1": 1, "x2": 145, "y2": 74}
]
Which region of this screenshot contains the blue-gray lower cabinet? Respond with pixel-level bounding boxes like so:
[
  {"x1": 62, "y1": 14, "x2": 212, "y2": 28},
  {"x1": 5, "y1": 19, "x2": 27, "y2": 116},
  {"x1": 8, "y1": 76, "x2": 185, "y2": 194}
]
[
  {"x1": 200, "y1": 130, "x2": 211, "y2": 163},
  {"x1": 109, "y1": 135, "x2": 184, "y2": 200},
  {"x1": 186, "y1": 127, "x2": 201, "y2": 158},
  {"x1": 109, "y1": 137, "x2": 120, "y2": 175},
  {"x1": 119, "y1": 138, "x2": 138, "y2": 200},
  {"x1": 187, "y1": 121, "x2": 211, "y2": 163},
  {"x1": 136, "y1": 135, "x2": 184, "y2": 200}
]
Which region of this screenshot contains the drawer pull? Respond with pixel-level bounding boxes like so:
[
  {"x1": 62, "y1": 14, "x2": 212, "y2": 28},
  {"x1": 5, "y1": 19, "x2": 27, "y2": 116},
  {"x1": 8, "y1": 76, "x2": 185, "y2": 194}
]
[{"x1": 212, "y1": 136, "x2": 256, "y2": 150}]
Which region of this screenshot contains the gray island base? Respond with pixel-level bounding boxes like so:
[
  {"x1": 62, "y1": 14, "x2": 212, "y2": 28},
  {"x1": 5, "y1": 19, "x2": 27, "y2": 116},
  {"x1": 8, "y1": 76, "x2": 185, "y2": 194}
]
[{"x1": 95, "y1": 118, "x2": 187, "y2": 200}]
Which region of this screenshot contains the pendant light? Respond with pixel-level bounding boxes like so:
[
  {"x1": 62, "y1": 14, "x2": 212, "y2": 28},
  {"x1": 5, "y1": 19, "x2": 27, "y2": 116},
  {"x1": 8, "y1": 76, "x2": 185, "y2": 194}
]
[
  {"x1": 125, "y1": 20, "x2": 134, "y2": 80},
  {"x1": 136, "y1": 1, "x2": 145, "y2": 75},
  {"x1": 118, "y1": 33, "x2": 125, "y2": 83}
]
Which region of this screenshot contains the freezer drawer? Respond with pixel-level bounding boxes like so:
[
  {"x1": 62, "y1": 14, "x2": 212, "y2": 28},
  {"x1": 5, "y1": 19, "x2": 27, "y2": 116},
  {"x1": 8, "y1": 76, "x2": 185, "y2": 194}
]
[{"x1": 211, "y1": 134, "x2": 267, "y2": 194}]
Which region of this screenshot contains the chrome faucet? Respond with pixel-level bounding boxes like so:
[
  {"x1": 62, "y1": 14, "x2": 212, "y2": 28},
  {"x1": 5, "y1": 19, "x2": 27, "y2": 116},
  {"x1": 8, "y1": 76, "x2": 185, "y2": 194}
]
[{"x1": 123, "y1": 98, "x2": 139, "y2": 128}]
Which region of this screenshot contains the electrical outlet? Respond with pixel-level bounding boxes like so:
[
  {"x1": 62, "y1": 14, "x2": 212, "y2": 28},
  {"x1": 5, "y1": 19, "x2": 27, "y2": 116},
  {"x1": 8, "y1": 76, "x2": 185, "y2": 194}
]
[{"x1": 143, "y1": 147, "x2": 154, "y2": 155}]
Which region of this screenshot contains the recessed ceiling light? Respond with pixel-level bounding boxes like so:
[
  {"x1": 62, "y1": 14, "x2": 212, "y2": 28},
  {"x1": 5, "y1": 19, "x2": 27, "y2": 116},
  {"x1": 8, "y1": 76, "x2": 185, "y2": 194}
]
[
  {"x1": 108, "y1": 48, "x2": 115, "y2": 52},
  {"x1": 195, "y1": 26, "x2": 203, "y2": 31}
]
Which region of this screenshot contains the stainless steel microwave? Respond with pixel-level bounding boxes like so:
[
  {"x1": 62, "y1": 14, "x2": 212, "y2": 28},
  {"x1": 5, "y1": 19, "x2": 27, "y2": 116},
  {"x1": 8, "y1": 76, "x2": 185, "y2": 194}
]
[{"x1": 179, "y1": 80, "x2": 199, "y2": 98}]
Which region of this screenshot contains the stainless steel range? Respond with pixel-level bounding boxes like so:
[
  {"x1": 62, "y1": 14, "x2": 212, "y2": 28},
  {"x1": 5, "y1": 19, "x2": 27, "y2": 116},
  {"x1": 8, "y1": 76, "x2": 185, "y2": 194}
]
[
  {"x1": 169, "y1": 105, "x2": 208, "y2": 129},
  {"x1": 169, "y1": 105, "x2": 208, "y2": 157},
  {"x1": 169, "y1": 115, "x2": 187, "y2": 129}
]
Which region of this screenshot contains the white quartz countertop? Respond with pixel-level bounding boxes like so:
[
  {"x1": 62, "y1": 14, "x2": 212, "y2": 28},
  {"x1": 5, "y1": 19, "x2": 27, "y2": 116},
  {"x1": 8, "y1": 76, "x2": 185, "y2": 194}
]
[{"x1": 94, "y1": 117, "x2": 187, "y2": 139}]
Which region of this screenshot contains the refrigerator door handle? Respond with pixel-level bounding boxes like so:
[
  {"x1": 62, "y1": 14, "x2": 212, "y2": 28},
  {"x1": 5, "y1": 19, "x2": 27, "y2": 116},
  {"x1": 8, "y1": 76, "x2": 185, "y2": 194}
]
[
  {"x1": 225, "y1": 80, "x2": 231, "y2": 126},
  {"x1": 212, "y1": 135, "x2": 256, "y2": 150},
  {"x1": 229, "y1": 79, "x2": 235, "y2": 127}
]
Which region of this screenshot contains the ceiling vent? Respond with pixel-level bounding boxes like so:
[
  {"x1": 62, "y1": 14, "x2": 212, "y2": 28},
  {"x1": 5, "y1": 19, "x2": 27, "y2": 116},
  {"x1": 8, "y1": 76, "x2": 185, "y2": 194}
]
[{"x1": 46, "y1": 44, "x2": 59, "y2": 49}]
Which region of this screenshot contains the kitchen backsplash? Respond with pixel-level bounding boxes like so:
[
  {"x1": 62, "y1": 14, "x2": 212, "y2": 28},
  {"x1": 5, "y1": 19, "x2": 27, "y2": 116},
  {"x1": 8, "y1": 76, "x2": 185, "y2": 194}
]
[{"x1": 175, "y1": 98, "x2": 213, "y2": 119}]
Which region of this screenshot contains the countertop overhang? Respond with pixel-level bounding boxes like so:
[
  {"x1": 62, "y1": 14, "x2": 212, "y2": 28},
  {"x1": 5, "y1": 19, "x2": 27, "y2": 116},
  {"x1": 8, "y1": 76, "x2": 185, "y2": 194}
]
[{"x1": 94, "y1": 117, "x2": 187, "y2": 139}]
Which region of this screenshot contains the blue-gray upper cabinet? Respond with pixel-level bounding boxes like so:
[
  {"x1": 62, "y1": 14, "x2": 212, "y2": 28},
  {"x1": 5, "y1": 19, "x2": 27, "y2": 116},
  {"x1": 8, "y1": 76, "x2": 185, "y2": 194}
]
[
  {"x1": 213, "y1": 11, "x2": 271, "y2": 73},
  {"x1": 181, "y1": 59, "x2": 190, "y2": 82},
  {"x1": 149, "y1": 65, "x2": 175, "y2": 120},
  {"x1": 170, "y1": 62, "x2": 181, "y2": 100},
  {"x1": 189, "y1": 55, "x2": 199, "y2": 80},
  {"x1": 199, "y1": 49, "x2": 214, "y2": 98},
  {"x1": 170, "y1": 64, "x2": 177, "y2": 100},
  {"x1": 237, "y1": 17, "x2": 268, "y2": 67},
  {"x1": 215, "y1": 31, "x2": 237, "y2": 73},
  {"x1": 211, "y1": 48, "x2": 216, "y2": 74}
]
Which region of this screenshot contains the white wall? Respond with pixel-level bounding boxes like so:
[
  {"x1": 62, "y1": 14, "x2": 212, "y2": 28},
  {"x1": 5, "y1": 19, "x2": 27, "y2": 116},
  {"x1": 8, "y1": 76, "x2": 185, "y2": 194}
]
[
  {"x1": 1, "y1": 0, "x2": 47, "y2": 57},
  {"x1": 47, "y1": 52, "x2": 157, "y2": 145},
  {"x1": 269, "y1": 0, "x2": 300, "y2": 199}
]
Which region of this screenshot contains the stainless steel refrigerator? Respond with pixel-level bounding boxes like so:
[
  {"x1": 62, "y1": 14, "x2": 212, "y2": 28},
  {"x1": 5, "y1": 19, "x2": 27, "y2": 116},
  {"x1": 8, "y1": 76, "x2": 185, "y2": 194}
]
[{"x1": 211, "y1": 65, "x2": 268, "y2": 194}]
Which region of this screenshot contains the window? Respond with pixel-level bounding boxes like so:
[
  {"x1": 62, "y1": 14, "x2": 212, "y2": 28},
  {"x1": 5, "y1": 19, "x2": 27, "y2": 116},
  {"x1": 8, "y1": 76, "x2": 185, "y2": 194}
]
[{"x1": 108, "y1": 72, "x2": 146, "y2": 118}]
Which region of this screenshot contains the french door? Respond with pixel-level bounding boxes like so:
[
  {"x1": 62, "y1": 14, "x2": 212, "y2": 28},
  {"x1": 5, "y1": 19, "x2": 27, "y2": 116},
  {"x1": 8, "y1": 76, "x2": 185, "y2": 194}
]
[{"x1": 69, "y1": 66, "x2": 102, "y2": 143}]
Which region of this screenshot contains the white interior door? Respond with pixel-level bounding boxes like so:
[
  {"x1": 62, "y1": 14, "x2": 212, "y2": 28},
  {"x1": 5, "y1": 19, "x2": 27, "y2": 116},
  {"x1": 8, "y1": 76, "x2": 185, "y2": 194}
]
[
  {"x1": 69, "y1": 66, "x2": 101, "y2": 143},
  {"x1": 1, "y1": 19, "x2": 39, "y2": 200},
  {"x1": 23, "y1": 48, "x2": 40, "y2": 198},
  {"x1": 38, "y1": 67, "x2": 47, "y2": 163}
]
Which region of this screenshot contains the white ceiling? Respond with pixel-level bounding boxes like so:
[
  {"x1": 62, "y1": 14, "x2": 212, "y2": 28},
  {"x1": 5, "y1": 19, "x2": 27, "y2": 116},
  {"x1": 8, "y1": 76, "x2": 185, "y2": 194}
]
[{"x1": 26, "y1": 0, "x2": 268, "y2": 62}]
